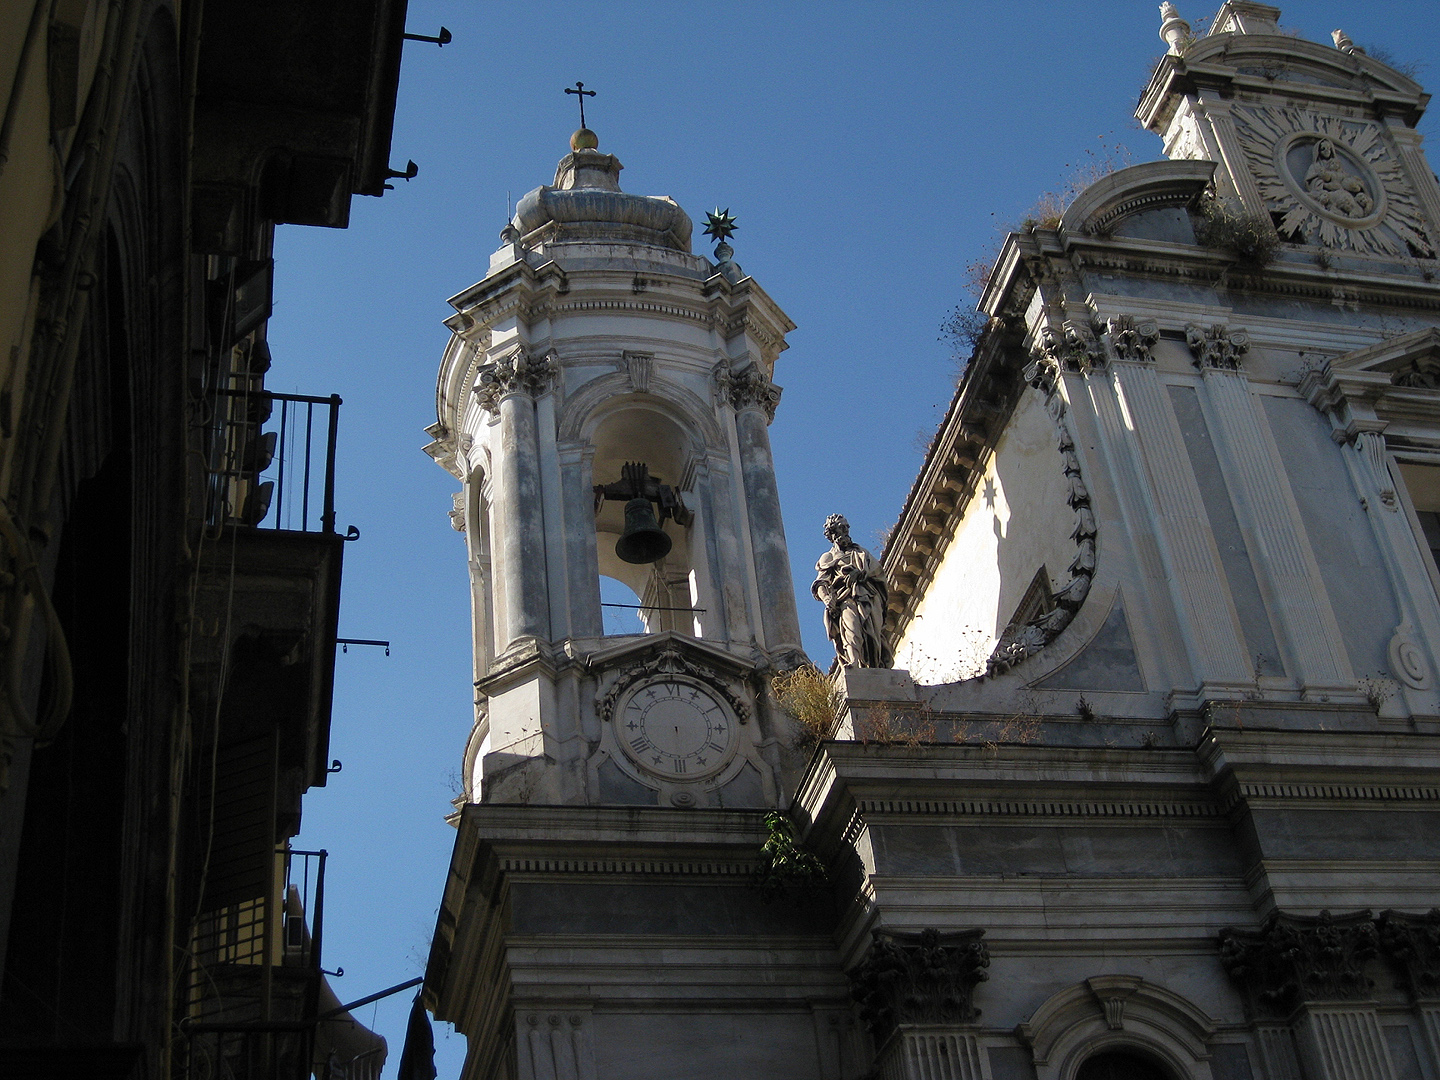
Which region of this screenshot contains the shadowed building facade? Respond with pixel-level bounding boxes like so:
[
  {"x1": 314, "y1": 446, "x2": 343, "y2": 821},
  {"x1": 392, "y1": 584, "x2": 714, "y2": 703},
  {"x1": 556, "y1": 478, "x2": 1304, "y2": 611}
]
[{"x1": 0, "y1": 2, "x2": 414, "y2": 1077}]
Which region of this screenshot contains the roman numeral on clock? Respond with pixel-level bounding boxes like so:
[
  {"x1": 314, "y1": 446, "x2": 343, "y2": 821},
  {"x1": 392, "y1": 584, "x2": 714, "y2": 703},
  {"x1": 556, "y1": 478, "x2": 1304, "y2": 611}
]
[{"x1": 630, "y1": 735, "x2": 653, "y2": 753}]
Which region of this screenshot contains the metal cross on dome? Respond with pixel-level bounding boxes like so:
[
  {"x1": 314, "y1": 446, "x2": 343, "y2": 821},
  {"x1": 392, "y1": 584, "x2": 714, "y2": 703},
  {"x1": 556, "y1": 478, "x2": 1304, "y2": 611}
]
[{"x1": 564, "y1": 81, "x2": 596, "y2": 128}]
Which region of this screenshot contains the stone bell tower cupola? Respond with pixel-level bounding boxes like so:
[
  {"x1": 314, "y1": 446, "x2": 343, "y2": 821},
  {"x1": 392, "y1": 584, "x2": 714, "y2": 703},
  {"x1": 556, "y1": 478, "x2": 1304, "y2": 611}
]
[{"x1": 425, "y1": 127, "x2": 804, "y2": 809}]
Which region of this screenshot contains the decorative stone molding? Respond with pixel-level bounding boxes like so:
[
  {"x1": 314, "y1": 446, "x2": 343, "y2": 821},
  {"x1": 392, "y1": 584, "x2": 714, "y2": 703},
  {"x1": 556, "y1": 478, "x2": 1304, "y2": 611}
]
[
  {"x1": 714, "y1": 359, "x2": 781, "y2": 420},
  {"x1": 594, "y1": 643, "x2": 750, "y2": 726},
  {"x1": 449, "y1": 491, "x2": 466, "y2": 532},
  {"x1": 1018, "y1": 976, "x2": 1218, "y2": 1080},
  {"x1": 1218, "y1": 910, "x2": 1379, "y2": 1018},
  {"x1": 1026, "y1": 321, "x2": 1102, "y2": 383},
  {"x1": 622, "y1": 350, "x2": 653, "y2": 393},
  {"x1": 848, "y1": 928, "x2": 990, "y2": 1043},
  {"x1": 1105, "y1": 314, "x2": 1161, "y2": 363},
  {"x1": 1354, "y1": 431, "x2": 1399, "y2": 512},
  {"x1": 1377, "y1": 909, "x2": 1440, "y2": 999},
  {"x1": 516, "y1": 1010, "x2": 596, "y2": 1080},
  {"x1": 1231, "y1": 104, "x2": 1435, "y2": 257},
  {"x1": 987, "y1": 425, "x2": 1096, "y2": 676},
  {"x1": 473, "y1": 346, "x2": 557, "y2": 413},
  {"x1": 1186, "y1": 323, "x2": 1251, "y2": 370}
]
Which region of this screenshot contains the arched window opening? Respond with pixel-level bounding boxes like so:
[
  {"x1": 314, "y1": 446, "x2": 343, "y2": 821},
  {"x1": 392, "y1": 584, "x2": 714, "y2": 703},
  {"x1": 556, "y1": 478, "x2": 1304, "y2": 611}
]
[
  {"x1": 1076, "y1": 1050, "x2": 1173, "y2": 1080},
  {"x1": 600, "y1": 576, "x2": 647, "y2": 636},
  {"x1": 590, "y1": 404, "x2": 714, "y2": 638}
]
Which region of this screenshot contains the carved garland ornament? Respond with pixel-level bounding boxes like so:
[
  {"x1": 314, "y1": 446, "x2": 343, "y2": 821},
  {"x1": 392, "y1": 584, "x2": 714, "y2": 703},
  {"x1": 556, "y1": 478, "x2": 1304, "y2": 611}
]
[
  {"x1": 1232, "y1": 105, "x2": 1435, "y2": 257},
  {"x1": 595, "y1": 644, "x2": 749, "y2": 725},
  {"x1": 713, "y1": 359, "x2": 781, "y2": 421},
  {"x1": 473, "y1": 346, "x2": 557, "y2": 414},
  {"x1": 848, "y1": 928, "x2": 990, "y2": 1042},
  {"x1": 989, "y1": 321, "x2": 1101, "y2": 675}
]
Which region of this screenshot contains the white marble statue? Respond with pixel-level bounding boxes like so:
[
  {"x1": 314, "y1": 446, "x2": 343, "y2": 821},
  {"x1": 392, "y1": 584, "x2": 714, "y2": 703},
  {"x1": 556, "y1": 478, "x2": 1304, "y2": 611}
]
[{"x1": 812, "y1": 514, "x2": 891, "y2": 669}]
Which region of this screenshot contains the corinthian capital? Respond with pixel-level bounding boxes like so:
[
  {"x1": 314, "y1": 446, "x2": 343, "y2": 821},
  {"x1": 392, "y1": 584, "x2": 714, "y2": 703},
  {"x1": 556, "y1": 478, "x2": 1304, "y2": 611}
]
[
  {"x1": 1186, "y1": 323, "x2": 1250, "y2": 370},
  {"x1": 714, "y1": 360, "x2": 781, "y2": 421},
  {"x1": 474, "y1": 347, "x2": 556, "y2": 414}
]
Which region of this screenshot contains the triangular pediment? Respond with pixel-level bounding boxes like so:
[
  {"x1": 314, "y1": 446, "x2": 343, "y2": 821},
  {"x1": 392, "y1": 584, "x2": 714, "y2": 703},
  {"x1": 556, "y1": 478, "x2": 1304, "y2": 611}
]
[{"x1": 1330, "y1": 327, "x2": 1440, "y2": 389}]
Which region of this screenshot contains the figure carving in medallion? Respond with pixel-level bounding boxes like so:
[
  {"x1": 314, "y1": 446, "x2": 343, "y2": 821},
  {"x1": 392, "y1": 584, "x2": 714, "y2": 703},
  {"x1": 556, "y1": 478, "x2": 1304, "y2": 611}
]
[
  {"x1": 812, "y1": 514, "x2": 891, "y2": 669},
  {"x1": 1303, "y1": 139, "x2": 1373, "y2": 220}
]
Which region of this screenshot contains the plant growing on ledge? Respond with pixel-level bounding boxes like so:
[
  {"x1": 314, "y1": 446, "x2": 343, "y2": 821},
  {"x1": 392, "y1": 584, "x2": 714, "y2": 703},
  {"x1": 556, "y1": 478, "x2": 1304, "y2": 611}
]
[
  {"x1": 753, "y1": 810, "x2": 829, "y2": 901},
  {"x1": 1194, "y1": 194, "x2": 1279, "y2": 268},
  {"x1": 771, "y1": 664, "x2": 844, "y2": 748}
]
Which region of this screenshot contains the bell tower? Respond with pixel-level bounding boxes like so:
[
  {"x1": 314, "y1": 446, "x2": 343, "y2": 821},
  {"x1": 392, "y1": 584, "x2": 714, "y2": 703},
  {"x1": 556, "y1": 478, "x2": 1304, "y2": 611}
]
[{"x1": 424, "y1": 126, "x2": 805, "y2": 809}]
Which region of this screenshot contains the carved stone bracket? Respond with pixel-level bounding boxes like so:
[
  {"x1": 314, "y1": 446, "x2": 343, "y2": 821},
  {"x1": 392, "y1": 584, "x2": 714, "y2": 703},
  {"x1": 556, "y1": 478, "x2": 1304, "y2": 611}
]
[
  {"x1": 1105, "y1": 314, "x2": 1160, "y2": 363},
  {"x1": 714, "y1": 360, "x2": 781, "y2": 421},
  {"x1": 1186, "y1": 323, "x2": 1251, "y2": 370},
  {"x1": 594, "y1": 643, "x2": 750, "y2": 725},
  {"x1": 848, "y1": 928, "x2": 990, "y2": 1043},
  {"x1": 1377, "y1": 909, "x2": 1440, "y2": 1000},
  {"x1": 1218, "y1": 910, "x2": 1379, "y2": 1018},
  {"x1": 473, "y1": 346, "x2": 557, "y2": 413}
]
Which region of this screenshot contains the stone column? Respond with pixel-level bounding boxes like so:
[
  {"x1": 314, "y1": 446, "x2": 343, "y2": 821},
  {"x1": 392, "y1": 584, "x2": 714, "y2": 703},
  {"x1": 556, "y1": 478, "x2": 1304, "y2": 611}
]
[
  {"x1": 1221, "y1": 911, "x2": 1395, "y2": 1080},
  {"x1": 1189, "y1": 324, "x2": 1351, "y2": 692},
  {"x1": 850, "y1": 928, "x2": 991, "y2": 1080},
  {"x1": 722, "y1": 362, "x2": 802, "y2": 653},
  {"x1": 698, "y1": 453, "x2": 750, "y2": 646},
  {"x1": 1102, "y1": 346, "x2": 1253, "y2": 687},
  {"x1": 477, "y1": 347, "x2": 555, "y2": 647},
  {"x1": 558, "y1": 442, "x2": 602, "y2": 638},
  {"x1": 1293, "y1": 1005, "x2": 1398, "y2": 1080}
]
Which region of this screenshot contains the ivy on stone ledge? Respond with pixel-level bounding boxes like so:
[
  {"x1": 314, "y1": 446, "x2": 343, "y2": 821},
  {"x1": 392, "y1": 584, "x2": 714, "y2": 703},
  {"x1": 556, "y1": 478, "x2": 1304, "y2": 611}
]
[{"x1": 753, "y1": 810, "x2": 828, "y2": 902}]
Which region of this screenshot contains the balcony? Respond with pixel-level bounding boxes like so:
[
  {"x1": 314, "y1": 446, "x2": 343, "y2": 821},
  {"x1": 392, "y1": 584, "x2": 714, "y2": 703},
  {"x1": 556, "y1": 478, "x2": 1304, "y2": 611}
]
[{"x1": 182, "y1": 848, "x2": 384, "y2": 1080}]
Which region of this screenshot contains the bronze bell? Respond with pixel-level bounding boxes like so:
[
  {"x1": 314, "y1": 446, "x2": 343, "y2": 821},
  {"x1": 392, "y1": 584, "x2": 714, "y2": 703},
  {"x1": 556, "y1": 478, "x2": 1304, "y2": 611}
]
[{"x1": 616, "y1": 497, "x2": 671, "y2": 564}]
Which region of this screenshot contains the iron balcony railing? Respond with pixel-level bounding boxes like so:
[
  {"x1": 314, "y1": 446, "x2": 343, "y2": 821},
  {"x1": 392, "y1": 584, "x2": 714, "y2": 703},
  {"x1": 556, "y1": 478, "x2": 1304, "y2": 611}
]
[
  {"x1": 183, "y1": 848, "x2": 328, "y2": 1080},
  {"x1": 206, "y1": 387, "x2": 343, "y2": 535}
]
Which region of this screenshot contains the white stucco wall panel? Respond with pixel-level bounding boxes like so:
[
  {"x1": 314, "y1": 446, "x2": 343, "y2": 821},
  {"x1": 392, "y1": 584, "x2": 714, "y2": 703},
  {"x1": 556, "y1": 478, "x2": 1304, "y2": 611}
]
[
  {"x1": 1264, "y1": 395, "x2": 1400, "y2": 681},
  {"x1": 896, "y1": 390, "x2": 1077, "y2": 683}
]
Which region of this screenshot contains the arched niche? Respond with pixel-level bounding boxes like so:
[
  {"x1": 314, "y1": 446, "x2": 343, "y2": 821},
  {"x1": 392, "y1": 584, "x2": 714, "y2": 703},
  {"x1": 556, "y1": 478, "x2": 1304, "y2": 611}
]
[{"x1": 1018, "y1": 976, "x2": 1218, "y2": 1080}]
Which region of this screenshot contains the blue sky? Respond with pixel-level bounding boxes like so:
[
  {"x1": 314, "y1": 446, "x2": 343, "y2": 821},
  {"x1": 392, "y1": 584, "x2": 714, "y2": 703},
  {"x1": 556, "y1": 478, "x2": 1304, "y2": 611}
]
[{"x1": 271, "y1": 3, "x2": 1440, "y2": 1074}]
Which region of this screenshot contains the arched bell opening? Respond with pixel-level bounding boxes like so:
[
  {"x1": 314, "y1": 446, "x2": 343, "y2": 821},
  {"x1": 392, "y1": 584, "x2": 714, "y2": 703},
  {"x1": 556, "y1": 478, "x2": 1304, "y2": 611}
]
[
  {"x1": 599, "y1": 575, "x2": 647, "y2": 635},
  {"x1": 589, "y1": 403, "x2": 712, "y2": 638}
]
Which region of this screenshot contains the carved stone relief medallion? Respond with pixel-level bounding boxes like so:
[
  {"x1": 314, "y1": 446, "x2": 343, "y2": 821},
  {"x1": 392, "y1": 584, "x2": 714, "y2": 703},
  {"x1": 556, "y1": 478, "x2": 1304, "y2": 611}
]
[
  {"x1": 1233, "y1": 105, "x2": 1434, "y2": 257},
  {"x1": 613, "y1": 676, "x2": 740, "y2": 782}
]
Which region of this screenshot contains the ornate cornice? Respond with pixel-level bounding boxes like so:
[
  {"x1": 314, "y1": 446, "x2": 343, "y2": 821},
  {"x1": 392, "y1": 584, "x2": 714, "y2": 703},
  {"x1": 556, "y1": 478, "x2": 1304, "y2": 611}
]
[
  {"x1": 856, "y1": 796, "x2": 1222, "y2": 819},
  {"x1": 1218, "y1": 909, "x2": 1378, "y2": 1018},
  {"x1": 849, "y1": 928, "x2": 990, "y2": 1042}
]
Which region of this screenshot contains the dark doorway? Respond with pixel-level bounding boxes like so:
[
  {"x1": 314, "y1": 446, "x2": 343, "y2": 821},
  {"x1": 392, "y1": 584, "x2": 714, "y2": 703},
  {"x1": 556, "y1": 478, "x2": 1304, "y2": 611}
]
[{"x1": 1076, "y1": 1050, "x2": 1173, "y2": 1080}]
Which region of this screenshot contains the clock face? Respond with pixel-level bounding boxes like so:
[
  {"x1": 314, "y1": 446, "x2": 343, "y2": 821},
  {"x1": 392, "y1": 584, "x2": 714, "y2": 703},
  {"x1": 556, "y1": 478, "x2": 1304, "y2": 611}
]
[{"x1": 616, "y1": 677, "x2": 737, "y2": 781}]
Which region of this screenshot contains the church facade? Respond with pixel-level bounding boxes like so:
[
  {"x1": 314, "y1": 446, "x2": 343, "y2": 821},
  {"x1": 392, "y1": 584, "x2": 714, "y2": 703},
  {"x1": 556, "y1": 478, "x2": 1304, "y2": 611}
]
[{"x1": 423, "y1": 5, "x2": 1440, "y2": 1080}]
